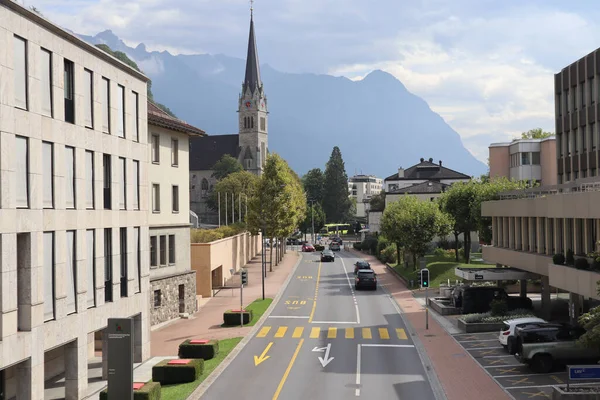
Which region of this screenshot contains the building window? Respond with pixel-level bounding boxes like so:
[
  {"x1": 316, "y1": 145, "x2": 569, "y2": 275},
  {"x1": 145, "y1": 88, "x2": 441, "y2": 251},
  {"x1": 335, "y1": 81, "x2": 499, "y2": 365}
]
[
  {"x1": 103, "y1": 154, "x2": 112, "y2": 209},
  {"x1": 85, "y1": 151, "x2": 94, "y2": 209},
  {"x1": 119, "y1": 157, "x2": 126, "y2": 210},
  {"x1": 592, "y1": 168, "x2": 597, "y2": 177},
  {"x1": 169, "y1": 235, "x2": 175, "y2": 264},
  {"x1": 117, "y1": 85, "x2": 125, "y2": 138},
  {"x1": 590, "y1": 78, "x2": 595, "y2": 104},
  {"x1": 102, "y1": 77, "x2": 111, "y2": 133},
  {"x1": 171, "y1": 139, "x2": 179, "y2": 166},
  {"x1": 251, "y1": 117, "x2": 254, "y2": 129},
  {"x1": 40, "y1": 49, "x2": 53, "y2": 117},
  {"x1": 581, "y1": 83, "x2": 585, "y2": 109},
  {"x1": 567, "y1": 131, "x2": 573, "y2": 155},
  {"x1": 14, "y1": 36, "x2": 28, "y2": 110},
  {"x1": 159, "y1": 235, "x2": 167, "y2": 266},
  {"x1": 120, "y1": 227, "x2": 128, "y2": 298},
  {"x1": 43, "y1": 232, "x2": 55, "y2": 322},
  {"x1": 261, "y1": 142, "x2": 266, "y2": 167},
  {"x1": 521, "y1": 152, "x2": 530, "y2": 165},
  {"x1": 132, "y1": 91, "x2": 139, "y2": 141},
  {"x1": 134, "y1": 227, "x2": 141, "y2": 294},
  {"x1": 260, "y1": 117, "x2": 266, "y2": 131},
  {"x1": 154, "y1": 290, "x2": 161, "y2": 308},
  {"x1": 151, "y1": 134, "x2": 160, "y2": 163},
  {"x1": 152, "y1": 184, "x2": 160, "y2": 212},
  {"x1": 42, "y1": 142, "x2": 54, "y2": 209},
  {"x1": 66, "y1": 230, "x2": 76, "y2": 314},
  {"x1": 593, "y1": 123, "x2": 598, "y2": 150},
  {"x1": 87, "y1": 229, "x2": 96, "y2": 308},
  {"x1": 65, "y1": 146, "x2": 76, "y2": 209},
  {"x1": 531, "y1": 152, "x2": 541, "y2": 165},
  {"x1": 84, "y1": 69, "x2": 93, "y2": 128},
  {"x1": 64, "y1": 59, "x2": 75, "y2": 124},
  {"x1": 245, "y1": 158, "x2": 252, "y2": 169},
  {"x1": 104, "y1": 228, "x2": 113, "y2": 302},
  {"x1": 133, "y1": 160, "x2": 140, "y2": 210},
  {"x1": 575, "y1": 128, "x2": 580, "y2": 153},
  {"x1": 201, "y1": 178, "x2": 209, "y2": 198},
  {"x1": 16, "y1": 136, "x2": 29, "y2": 208},
  {"x1": 150, "y1": 236, "x2": 158, "y2": 268},
  {"x1": 172, "y1": 185, "x2": 179, "y2": 213}
]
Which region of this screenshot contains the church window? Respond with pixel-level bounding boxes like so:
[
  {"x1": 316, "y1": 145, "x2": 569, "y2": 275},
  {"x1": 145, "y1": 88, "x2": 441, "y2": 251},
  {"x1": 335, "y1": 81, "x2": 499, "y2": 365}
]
[
  {"x1": 261, "y1": 142, "x2": 266, "y2": 167},
  {"x1": 260, "y1": 117, "x2": 265, "y2": 131},
  {"x1": 251, "y1": 117, "x2": 254, "y2": 129},
  {"x1": 201, "y1": 178, "x2": 209, "y2": 198},
  {"x1": 244, "y1": 117, "x2": 247, "y2": 129},
  {"x1": 245, "y1": 159, "x2": 252, "y2": 169}
]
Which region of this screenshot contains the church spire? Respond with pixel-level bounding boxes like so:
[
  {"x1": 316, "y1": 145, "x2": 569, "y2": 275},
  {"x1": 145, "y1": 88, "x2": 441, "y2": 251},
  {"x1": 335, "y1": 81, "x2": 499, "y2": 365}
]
[{"x1": 243, "y1": 2, "x2": 262, "y2": 95}]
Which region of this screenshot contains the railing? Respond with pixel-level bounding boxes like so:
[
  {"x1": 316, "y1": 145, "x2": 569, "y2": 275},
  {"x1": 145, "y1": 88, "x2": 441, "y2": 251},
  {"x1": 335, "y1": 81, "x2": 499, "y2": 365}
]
[{"x1": 498, "y1": 178, "x2": 600, "y2": 200}]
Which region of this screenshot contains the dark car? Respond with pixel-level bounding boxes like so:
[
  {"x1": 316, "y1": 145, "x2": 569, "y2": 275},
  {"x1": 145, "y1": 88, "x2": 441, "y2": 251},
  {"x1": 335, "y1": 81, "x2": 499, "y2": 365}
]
[
  {"x1": 330, "y1": 242, "x2": 341, "y2": 251},
  {"x1": 354, "y1": 261, "x2": 371, "y2": 274},
  {"x1": 451, "y1": 285, "x2": 533, "y2": 314},
  {"x1": 331, "y1": 236, "x2": 343, "y2": 245},
  {"x1": 286, "y1": 238, "x2": 300, "y2": 245},
  {"x1": 321, "y1": 250, "x2": 335, "y2": 262},
  {"x1": 355, "y1": 269, "x2": 377, "y2": 290}
]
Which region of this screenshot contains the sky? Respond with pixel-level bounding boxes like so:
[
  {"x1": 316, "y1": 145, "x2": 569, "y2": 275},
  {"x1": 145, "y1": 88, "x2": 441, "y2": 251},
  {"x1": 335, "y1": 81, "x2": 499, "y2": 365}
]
[{"x1": 25, "y1": 0, "x2": 600, "y2": 163}]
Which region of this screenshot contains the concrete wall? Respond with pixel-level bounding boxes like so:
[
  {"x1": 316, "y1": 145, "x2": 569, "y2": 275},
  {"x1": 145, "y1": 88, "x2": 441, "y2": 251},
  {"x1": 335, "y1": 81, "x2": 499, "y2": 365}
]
[
  {"x1": 191, "y1": 232, "x2": 262, "y2": 298},
  {"x1": 482, "y1": 191, "x2": 600, "y2": 219},
  {"x1": 540, "y1": 139, "x2": 557, "y2": 185},
  {"x1": 489, "y1": 145, "x2": 510, "y2": 180},
  {"x1": 549, "y1": 263, "x2": 600, "y2": 300}
]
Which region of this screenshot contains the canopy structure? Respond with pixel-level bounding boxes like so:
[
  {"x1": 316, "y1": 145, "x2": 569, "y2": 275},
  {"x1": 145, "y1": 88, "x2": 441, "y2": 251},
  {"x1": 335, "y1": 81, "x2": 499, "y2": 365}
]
[{"x1": 455, "y1": 267, "x2": 538, "y2": 281}]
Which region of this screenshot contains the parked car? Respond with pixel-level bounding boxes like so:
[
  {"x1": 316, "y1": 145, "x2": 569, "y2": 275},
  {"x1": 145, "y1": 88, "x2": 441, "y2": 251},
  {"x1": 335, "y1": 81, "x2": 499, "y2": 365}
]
[
  {"x1": 302, "y1": 244, "x2": 315, "y2": 252},
  {"x1": 515, "y1": 323, "x2": 600, "y2": 373},
  {"x1": 354, "y1": 261, "x2": 371, "y2": 275},
  {"x1": 321, "y1": 250, "x2": 335, "y2": 262},
  {"x1": 451, "y1": 285, "x2": 533, "y2": 314},
  {"x1": 355, "y1": 269, "x2": 377, "y2": 290},
  {"x1": 499, "y1": 317, "x2": 547, "y2": 354},
  {"x1": 330, "y1": 242, "x2": 341, "y2": 251},
  {"x1": 286, "y1": 238, "x2": 301, "y2": 245}
]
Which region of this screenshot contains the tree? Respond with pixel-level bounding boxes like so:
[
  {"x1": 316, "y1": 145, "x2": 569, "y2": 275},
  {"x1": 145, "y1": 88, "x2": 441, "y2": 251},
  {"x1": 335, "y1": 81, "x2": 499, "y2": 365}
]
[
  {"x1": 516, "y1": 128, "x2": 555, "y2": 140},
  {"x1": 299, "y1": 202, "x2": 326, "y2": 239},
  {"x1": 211, "y1": 154, "x2": 243, "y2": 181},
  {"x1": 302, "y1": 168, "x2": 325, "y2": 204},
  {"x1": 211, "y1": 171, "x2": 258, "y2": 222},
  {"x1": 578, "y1": 288, "x2": 600, "y2": 350},
  {"x1": 369, "y1": 192, "x2": 386, "y2": 212},
  {"x1": 322, "y1": 146, "x2": 352, "y2": 223}
]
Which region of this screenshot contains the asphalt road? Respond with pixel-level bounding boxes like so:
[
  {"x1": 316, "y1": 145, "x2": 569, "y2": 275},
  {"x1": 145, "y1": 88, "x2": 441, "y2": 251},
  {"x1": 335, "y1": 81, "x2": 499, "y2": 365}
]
[{"x1": 201, "y1": 248, "x2": 438, "y2": 400}]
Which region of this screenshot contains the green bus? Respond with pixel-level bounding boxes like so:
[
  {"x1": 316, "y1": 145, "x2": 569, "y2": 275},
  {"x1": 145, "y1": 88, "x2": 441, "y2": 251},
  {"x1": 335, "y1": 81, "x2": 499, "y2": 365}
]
[{"x1": 319, "y1": 223, "x2": 352, "y2": 236}]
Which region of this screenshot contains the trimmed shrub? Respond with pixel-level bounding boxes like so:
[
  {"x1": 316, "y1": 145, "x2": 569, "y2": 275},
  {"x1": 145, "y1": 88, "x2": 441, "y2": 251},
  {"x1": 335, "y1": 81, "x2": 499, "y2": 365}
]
[
  {"x1": 314, "y1": 244, "x2": 325, "y2": 251},
  {"x1": 490, "y1": 299, "x2": 508, "y2": 316},
  {"x1": 433, "y1": 248, "x2": 445, "y2": 257},
  {"x1": 152, "y1": 359, "x2": 204, "y2": 385},
  {"x1": 552, "y1": 253, "x2": 565, "y2": 265},
  {"x1": 380, "y1": 244, "x2": 397, "y2": 264},
  {"x1": 353, "y1": 242, "x2": 362, "y2": 250},
  {"x1": 190, "y1": 223, "x2": 247, "y2": 243},
  {"x1": 361, "y1": 236, "x2": 378, "y2": 254},
  {"x1": 223, "y1": 310, "x2": 253, "y2": 326},
  {"x1": 458, "y1": 248, "x2": 465, "y2": 259},
  {"x1": 566, "y1": 249, "x2": 575, "y2": 266},
  {"x1": 100, "y1": 381, "x2": 161, "y2": 400},
  {"x1": 574, "y1": 257, "x2": 589, "y2": 270},
  {"x1": 178, "y1": 339, "x2": 219, "y2": 360},
  {"x1": 376, "y1": 236, "x2": 390, "y2": 258},
  {"x1": 593, "y1": 257, "x2": 600, "y2": 271}
]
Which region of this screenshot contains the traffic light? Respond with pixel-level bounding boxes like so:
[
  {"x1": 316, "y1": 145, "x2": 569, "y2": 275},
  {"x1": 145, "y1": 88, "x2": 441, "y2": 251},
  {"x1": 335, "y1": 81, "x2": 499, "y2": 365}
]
[
  {"x1": 241, "y1": 269, "x2": 248, "y2": 286},
  {"x1": 420, "y1": 268, "x2": 430, "y2": 288}
]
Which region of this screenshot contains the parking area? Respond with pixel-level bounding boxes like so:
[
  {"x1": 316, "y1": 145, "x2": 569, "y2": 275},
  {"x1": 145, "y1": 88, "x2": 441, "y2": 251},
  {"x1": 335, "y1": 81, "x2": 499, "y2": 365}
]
[{"x1": 452, "y1": 332, "x2": 597, "y2": 399}]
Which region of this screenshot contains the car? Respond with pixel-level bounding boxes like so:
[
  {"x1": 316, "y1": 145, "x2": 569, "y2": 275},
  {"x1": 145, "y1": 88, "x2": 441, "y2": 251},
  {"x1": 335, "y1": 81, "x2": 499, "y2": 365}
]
[
  {"x1": 302, "y1": 244, "x2": 315, "y2": 252},
  {"x1": 355, "y1": 269, "x2": 377, "y2": 290},
  {"x1": 321, "y1": 250, "x2": 335, "y2": 262},
  {"x1": 499, "y1": 317, "x2": 547, "y2": 354},
  {"x1": 331, "y1": 236, "x2": 343, "y2": 245},
  {"x1": 354, "y1": 261, "x2": 371, "y2": 274},
  {"x1": 330, "y1": 242, "x2": 341, "y2": 251},
  {"x1": 286, "y1": 238, "x2": 300, "y2": 245}
]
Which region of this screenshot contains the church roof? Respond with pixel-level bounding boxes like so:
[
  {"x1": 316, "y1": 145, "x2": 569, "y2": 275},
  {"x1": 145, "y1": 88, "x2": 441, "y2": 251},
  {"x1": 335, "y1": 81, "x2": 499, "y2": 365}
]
[
  {"x1": 243, "y1": 14, "x2": 262, "y2": 94},
  {"x1": 189, "y1": 134, "x2": 239, "y2": 171},
  {"x1": 388, "y1": 180, "x2": 449, "y2": 195},
  {"x1": 147, "y1": 101, "x2": 206, "y2": 136},
  {"x1": 384, "y1": 158, "x2": 471, "y2": 181}
]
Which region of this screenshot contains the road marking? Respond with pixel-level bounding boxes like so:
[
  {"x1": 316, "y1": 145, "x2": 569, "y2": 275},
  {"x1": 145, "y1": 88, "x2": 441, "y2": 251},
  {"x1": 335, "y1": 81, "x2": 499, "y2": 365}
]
[
  {"x1": 340, "y1": 256, "x2": 361, "y2": 324},
  {"x1": 520, "y1": 392, "x2": 550, "y2": 399},
  {"x1": 379, "y1": 328, "x2": 390, "y2": 340},
  {"x1": 275, "y1": 327, "x2": 288, "y2": 338},
  {"x1": 327, "y1": 327, "x2": 337, "y2": 339},
  {"x1": 308, "y1": 261, "x2": 322, "y2": 323},
  {"x1": 361, "y1": 344, "x2": 415, "y2": 348},
  {"x1": 257, "y1": 327, "x2": 271, "y2": 338},
  {"x1": 310, "y1": 327, "x2": 320, "y2": 338},
  {"x1": 396, "y1": 328, "x2": 408, "y2": 340},
  {"x1": 355, "y1": 344, "x2": 361, "y2": 397},
  {"x1": 253, "y1": 342, "x2": 273, "y2": 366},
  {"x1": 362, "y1": 328, "x2": 372, "y2": 339},
  {"x1": 345, "y1": 328, "x2": 354, "y2": 339},
  {"x1": 317, "y1": 342, "x2": 334, "y2": 367},
  {"x1": 292, "y1": 327, "x2": 304, "y2": 338},
  {"x1": 272, "y1": 339, "x2": 304, "y2": 400},
  {"x1": 268, "y1": 316, "x2": 309, "y2": 319},
  {"x1": 310, "y1": 320, "x2": 358, "y2": 324}
]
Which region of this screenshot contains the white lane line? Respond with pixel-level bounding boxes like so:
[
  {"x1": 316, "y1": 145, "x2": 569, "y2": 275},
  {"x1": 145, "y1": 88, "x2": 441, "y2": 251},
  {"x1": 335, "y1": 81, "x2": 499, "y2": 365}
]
[
  {"x1": 340, "y1": 255, "x2": 360, "y2": 324},
  {"x1": 457, "y1": 339, "x2": 500, "y2": 343},
  {"x1": 355, "y1": 344, "x2": 361, "y2": 397},
  {"x1": 493, "y1": 373, "x2": 554, "y2": 378},
  {"x1": 268, "y1": 316, "x2": 310, "y2": 319},
  {"x1": 310, "y1": 320, "x2": 359, "y2": 324},
  {"x1": 361, "y1": 344, "x2": 415, "y2": 348}
]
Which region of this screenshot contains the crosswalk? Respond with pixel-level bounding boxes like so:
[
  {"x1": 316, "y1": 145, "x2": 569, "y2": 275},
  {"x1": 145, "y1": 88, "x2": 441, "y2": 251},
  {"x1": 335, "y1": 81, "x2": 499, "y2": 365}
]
[{"x1": 256, "y1": 326, "x2": 408, "y2": 340}]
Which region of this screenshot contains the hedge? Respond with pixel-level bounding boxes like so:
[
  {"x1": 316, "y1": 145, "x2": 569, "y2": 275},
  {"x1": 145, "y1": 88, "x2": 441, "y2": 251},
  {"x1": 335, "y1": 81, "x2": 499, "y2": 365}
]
[
  {"x1": 223, "y1": 310, "x2": 253, "y2": 326},
  {"x1": 152, "y1": 359, "x2": 204, "y2": 385},
  {"x1": 99, "y1": 381, "x2": 161, "y2": 400},
  {"x1": 178, "y1": 339, "x2": 219, "y2": 360}
]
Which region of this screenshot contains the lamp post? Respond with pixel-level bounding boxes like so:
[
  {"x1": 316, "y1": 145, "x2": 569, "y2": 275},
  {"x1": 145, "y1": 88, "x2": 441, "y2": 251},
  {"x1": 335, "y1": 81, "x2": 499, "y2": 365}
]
[{"x1": 308, "y1": 199, "x2": 316, "y2": 243}]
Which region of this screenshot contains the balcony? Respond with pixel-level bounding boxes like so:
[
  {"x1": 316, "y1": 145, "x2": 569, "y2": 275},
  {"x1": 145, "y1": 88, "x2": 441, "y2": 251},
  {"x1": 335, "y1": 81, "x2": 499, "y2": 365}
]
[
  {"x1": 548, "y1": 263, "x2": 600, "y2": 300},
  {"x1": 482, "y1": 245, "x2": 552, "y2": 276}
]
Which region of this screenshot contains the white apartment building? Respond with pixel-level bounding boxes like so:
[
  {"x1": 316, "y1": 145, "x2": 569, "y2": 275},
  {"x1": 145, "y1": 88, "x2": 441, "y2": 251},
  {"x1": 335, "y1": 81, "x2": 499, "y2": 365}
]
[
  {"x1": 348, "y1": 175, "x2": 383, "y2": 218},
  {"x1": 147, "y1": 102, "x2": 205, "y2": 326},
  {"x1": 0, "y1": 2, "x2": 150, "y2": 398}
]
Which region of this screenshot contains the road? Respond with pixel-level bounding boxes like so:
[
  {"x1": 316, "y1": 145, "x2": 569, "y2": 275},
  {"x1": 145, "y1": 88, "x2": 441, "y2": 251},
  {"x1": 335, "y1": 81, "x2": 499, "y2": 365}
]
[{"x1": 201, "y1": 248, "x2": 439, "y2": 400}]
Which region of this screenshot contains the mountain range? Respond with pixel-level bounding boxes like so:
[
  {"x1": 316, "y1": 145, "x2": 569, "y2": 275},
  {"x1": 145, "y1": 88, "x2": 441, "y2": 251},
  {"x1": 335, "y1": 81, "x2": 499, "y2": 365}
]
[{"x1": 78, "y1": 30, "x2": 488, "y2": 178}]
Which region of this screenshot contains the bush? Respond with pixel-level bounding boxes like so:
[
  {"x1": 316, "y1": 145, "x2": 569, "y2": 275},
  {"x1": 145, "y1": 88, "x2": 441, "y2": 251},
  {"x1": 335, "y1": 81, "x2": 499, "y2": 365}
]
[
  {"x1": 437, "y1": 237, "x2": 450, "y2": 250},
  {"x1": 380, "y1": 244, "x2": 397, "y2": 264},
  {"x1": 100, "y1": 382, "x2": 161, "y2": 400},
  {"x1": 376, "y1": 236, "x2": 390, "y2": 258},
  {"x1": 575, "y1": 257, "x2": 590, "y2": 270},
  {"x1": 458, "y1": 248, "x2": 465, "y2": 259},
  {"x1": 178, "y1": 339, "x2": 219, "y2": 360},
  {"x1": 593, "y1": 257, "x2": 600, "y2": 271},
  {"x1": 191, "y1": 223, "x2": 247, "y2": 243},
  {"x1": 433, "y1": 248, "x2": 445, "y2": 257},
  {"x1": 223, "y1": 310, "x2": 253, "y2": 326},
  {"x1": 353, "y1": 242, "x2": 362, "y2": 250},
  {"x1": 314, "y1": 244, "x2": 325, "y2": 251},
  {"x1": 460, "y1": 308, "x2": 535, "y2": 324},
  {"x1": 552, "y1": 253, "x2": 565, "y2": 265},
  {"x1": 152, "y1": 359, "x2": 204, "y2": 385},
  {"x1": 566, "y1": 249, "x2": 575, "y2": 266},
  {"x1": 449, "y1": 240, "x2": 463, "y2": 250},
  {"x1": 361, "y1": 236, "x2": 378, "y2": 254},
  {"x1": 490, "y1": 299, "x2": 508, "y2": 316}
]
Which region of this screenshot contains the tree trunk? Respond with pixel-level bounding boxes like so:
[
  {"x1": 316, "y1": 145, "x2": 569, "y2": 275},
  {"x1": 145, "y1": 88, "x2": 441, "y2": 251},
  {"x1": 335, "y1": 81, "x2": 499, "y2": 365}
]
[
  {"x1": 396, "y1": 243, "x2": 402, "y2": 267},
  {"x1": 464, "y1": 231, "x2": 471, "y2": 264},
  {"x1": 454, "y1": 232, "x2": 460, "y2": 262},
  {"x1": 412, "y1": 253, "x2": 417, "y2": 270},
  {"x1": 275, "y1": 239, "x2": 279, "y2": 266},
  {"x1": 269, "y1": 238, "x2": 273, "y2": 272}
]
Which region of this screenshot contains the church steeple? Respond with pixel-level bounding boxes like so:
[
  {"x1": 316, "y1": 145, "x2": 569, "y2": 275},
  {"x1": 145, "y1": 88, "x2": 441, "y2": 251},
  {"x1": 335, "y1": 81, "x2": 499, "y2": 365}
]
[{"x1": 243, "y1": 7, "x2": 262, "y2": 94}]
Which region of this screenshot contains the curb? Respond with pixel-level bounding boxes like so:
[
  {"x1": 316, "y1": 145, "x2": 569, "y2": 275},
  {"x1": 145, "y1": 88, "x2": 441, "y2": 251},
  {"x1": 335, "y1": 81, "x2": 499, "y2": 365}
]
[{"x1": 188, "y1": 251, "x2": 302, "y2": 400}]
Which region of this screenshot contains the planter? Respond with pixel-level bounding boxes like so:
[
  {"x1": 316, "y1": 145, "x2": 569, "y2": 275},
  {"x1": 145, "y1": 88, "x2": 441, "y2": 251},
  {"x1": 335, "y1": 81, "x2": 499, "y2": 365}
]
[
  {"x1": 552, "y1": 386, "x2": 600, "y2": 399},
  {"x1": 429, "y1": 298, "x2": 461, "y2": 316},
  {"x1": 457, "y1": 319, "x2": 505, "y2": 333}
]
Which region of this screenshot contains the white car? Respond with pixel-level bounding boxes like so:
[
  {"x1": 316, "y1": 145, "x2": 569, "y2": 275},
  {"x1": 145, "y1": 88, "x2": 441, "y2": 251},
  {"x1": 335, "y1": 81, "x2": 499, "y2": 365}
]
[{"x1": 499, "y1": 317, "x2": 546, "y2": 354}]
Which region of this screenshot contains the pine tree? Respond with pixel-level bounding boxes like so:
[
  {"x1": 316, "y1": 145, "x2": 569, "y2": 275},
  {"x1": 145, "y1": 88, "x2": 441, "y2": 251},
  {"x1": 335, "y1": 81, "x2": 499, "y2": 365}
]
[{"x1": 322, "y1": 146, "x2": 352, "y2": 223}]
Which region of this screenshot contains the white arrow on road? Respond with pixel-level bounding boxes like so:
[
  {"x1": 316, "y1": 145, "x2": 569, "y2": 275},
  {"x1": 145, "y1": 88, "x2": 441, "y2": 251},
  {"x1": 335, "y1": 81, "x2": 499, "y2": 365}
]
[{"x1": 312, "y1": 343, "x2": 334, "y2": 367}]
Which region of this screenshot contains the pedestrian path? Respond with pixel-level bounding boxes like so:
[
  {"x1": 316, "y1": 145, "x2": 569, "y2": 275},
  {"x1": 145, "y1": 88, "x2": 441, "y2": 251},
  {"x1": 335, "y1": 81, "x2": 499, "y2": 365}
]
[{"x1": 255, "y1": 325, "x2": 408, "y2": 340}]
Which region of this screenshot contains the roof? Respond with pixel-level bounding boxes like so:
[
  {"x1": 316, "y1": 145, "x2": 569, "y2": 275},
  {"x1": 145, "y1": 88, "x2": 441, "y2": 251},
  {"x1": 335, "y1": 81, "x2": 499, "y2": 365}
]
[
  {"x1": 2, "y1": 0, "x2": 149, "y2": 82},
  {"x1": 384, "y1": 158, "x2": 471, "y2": 181},
  {"x1": 388, "y1": 180, "x2": 449, "y2": 195},
  {"x1": 189, "y1": 134, "x2": 240, "y2": 171},
  {"x1": 243, "y1": 14, "x2": 262, "y2": 94},
  {"x1": 147, "y1": 101, "x2": 205, "y2": 136},
  {"x1": 489, "y1": 137, "x2": 555, "y2": 148}
]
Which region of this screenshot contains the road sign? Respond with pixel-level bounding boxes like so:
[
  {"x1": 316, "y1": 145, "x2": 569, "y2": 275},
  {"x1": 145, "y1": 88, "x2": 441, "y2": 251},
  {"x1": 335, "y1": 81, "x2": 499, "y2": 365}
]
[
  {"x1": 474, "y1": 274, "x2": 484, "y2": 280},
  {"x1": 568, "y1": 365, "x2": 600, "y2": 380},
  {"x1": 107, "y1": 318, "x2": 134, "y2": 400}
]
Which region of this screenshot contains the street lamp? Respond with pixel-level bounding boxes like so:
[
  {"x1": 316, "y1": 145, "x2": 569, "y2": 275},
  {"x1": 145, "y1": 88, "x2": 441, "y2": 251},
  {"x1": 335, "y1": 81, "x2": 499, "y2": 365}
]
[{"x1": 308, "y1": 199, "x2": 316, "y2": 243}]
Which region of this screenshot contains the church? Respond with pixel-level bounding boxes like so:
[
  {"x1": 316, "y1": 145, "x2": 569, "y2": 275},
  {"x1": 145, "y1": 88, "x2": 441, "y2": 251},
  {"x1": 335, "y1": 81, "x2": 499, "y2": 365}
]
[{"x1": 189, "y1": 9, "x2": 268, "y2": 224}]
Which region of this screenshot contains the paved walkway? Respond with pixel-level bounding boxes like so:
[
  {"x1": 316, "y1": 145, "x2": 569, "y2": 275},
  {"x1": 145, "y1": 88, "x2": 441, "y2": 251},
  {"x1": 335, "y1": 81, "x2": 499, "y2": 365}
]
[
  {"x1": 351, "y1": 249, "x2": 511, "y2": 400},
  {"x1": 150, "y1": 249, "x2": 299, "y2": 356}
]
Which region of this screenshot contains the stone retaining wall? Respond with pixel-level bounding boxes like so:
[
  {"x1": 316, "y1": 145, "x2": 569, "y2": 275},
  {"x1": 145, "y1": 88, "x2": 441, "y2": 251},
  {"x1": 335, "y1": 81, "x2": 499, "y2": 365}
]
[{"x1": 150, "y1": 271, "x2": 197, "y2": 326}]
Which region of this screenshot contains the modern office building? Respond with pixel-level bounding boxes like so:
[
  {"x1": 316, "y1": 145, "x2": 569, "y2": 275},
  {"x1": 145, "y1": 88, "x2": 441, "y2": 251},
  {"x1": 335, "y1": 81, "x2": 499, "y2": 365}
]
[
  {"x1": 348, "y1": 174, "x2": 383, "y2": 217},
  {"x1": 0, "y1": 2, "x2": 151, "y2": 398},
  {"x1": 482, "y1": 46, "x2": 600, "y2": 322},
  {"x1": 489, "y1": 137, "x2": 557, "y2": 186}
]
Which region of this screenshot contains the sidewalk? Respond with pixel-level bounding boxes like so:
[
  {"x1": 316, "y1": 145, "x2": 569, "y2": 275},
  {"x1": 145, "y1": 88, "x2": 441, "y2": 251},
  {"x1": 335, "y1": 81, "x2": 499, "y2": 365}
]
[
  {"x1": 351, "y1": 249, "x2": 511, "y2": 400},
  {"x1": 150, "y1": 250, "x2": 299, "y2": 356}
]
